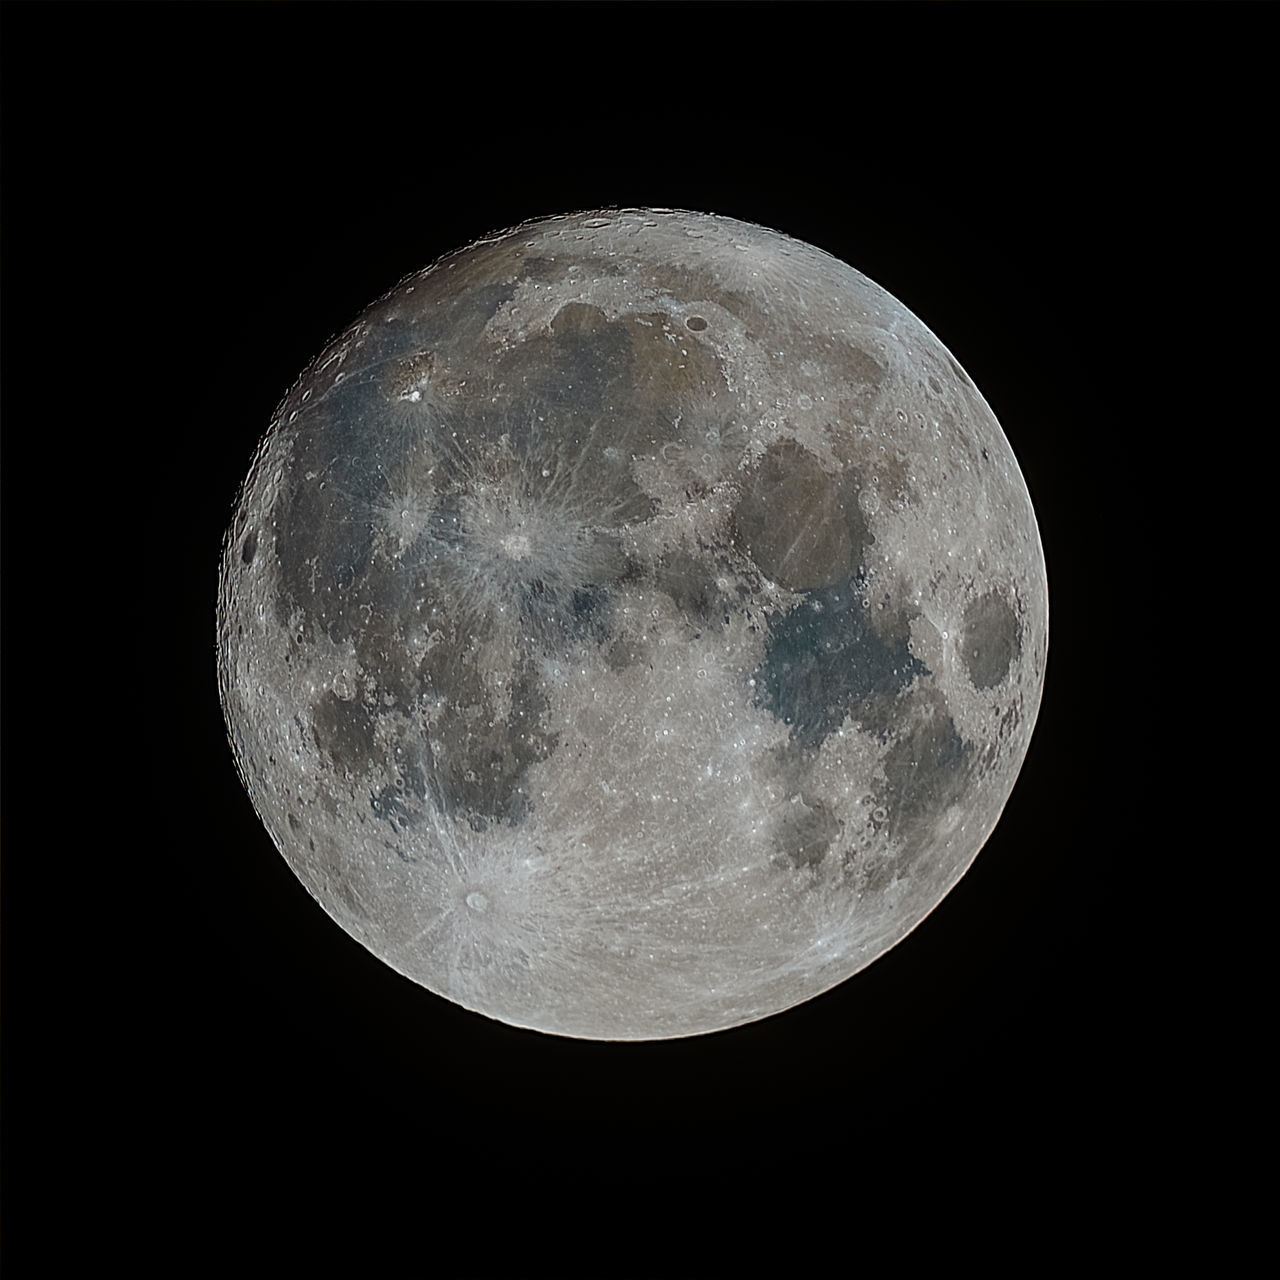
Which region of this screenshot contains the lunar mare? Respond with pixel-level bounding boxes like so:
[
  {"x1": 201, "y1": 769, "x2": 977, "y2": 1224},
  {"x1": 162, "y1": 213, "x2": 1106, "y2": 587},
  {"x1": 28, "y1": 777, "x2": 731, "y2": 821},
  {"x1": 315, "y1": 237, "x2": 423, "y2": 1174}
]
[{"x1": 217, "y1": 209, "x2": 1047, "y2": 1040}]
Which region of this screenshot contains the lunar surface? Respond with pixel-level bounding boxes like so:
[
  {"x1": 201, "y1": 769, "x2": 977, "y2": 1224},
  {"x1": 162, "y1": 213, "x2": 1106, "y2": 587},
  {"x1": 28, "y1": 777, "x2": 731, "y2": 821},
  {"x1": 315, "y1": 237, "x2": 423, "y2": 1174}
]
[{"x1": 217, "y1": 209, "x2": 1047, "y2": 1040}]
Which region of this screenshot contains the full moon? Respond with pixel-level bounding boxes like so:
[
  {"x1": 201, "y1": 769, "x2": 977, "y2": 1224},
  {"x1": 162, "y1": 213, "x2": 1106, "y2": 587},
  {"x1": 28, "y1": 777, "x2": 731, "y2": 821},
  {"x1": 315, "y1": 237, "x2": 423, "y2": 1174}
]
[{"x1": 217, "y1": 209, "x2": 1047, "y2": 1040}]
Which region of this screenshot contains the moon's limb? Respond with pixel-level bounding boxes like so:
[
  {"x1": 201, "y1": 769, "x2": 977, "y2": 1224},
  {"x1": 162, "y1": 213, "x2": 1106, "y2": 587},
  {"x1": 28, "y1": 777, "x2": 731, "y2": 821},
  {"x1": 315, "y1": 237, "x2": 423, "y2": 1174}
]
[{"x1": 217, "y1": 209, "x2": 1047, "y2": 1040}]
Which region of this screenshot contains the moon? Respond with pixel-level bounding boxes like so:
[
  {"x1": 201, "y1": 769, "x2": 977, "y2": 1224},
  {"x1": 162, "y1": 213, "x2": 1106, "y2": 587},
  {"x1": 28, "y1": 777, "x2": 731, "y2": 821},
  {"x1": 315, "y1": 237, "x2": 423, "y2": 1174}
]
[{"x1": 216, "y1": 208, "x2": 1047, "y2": 1041}]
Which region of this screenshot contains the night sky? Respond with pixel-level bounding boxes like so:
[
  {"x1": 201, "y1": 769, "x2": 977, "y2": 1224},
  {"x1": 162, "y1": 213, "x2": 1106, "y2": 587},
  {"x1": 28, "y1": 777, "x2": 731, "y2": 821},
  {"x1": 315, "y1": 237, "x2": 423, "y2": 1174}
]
[{"x1": 4, "y1": 3, "x2": 1250, "y2": 1261}]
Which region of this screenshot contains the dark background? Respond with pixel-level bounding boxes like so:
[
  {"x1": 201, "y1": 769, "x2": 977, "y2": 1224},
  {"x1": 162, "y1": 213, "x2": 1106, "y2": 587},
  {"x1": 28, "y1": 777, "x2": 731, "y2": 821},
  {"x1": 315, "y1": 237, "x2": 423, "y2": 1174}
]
[{"x1": 3, "y1": 1, "x2": 1253, "y2": 1254}]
